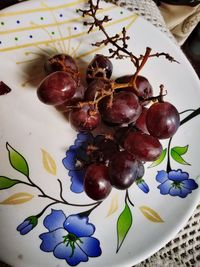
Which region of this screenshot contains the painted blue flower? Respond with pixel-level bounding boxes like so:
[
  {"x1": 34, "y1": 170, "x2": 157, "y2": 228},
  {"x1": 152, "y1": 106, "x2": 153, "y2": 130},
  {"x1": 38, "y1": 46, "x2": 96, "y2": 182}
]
[
  {"x1": 39, "y1": 209, "x2": 101, "y2": 266},
  {"x1": 136, "y1": 178, "x2": 150, "y2": 193},
  {"x1": 62, "y1": 132, "x2": 94, "y2": 193},
  {"x1": 156, "y1": 169, "x2": 198, "y2": 198},
  {"x1": 17, "y1": 216, "x2": 38, "y2": 235}
]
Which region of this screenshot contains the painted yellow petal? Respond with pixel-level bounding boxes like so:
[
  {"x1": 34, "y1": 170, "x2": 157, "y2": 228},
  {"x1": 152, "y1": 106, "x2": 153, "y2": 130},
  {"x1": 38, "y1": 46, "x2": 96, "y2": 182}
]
[
  {"x1": 0, "y1": 192, "x2": 34, "y2": 205},
  {"x1": 139, "y1": 206, "x2": 164, "y2": 223},
  {"x1": 106, "y1": 194, "x2": 119, "y2": 217},
  {"x1": 41, "y1": 149, "x2": 57, "y2": 175}
]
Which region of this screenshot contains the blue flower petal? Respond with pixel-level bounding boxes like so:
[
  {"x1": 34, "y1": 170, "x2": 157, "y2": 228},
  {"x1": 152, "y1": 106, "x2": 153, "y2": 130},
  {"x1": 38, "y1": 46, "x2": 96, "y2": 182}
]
[
  {"x1": 74, "y1": 132, "x2": 94, "y2": 148},
  {"x1": 53, "y1": 242, "x2": 88, "y2": 266},
  {"x1": 64, "y1": 215, "x2": 95, "y2": 237},
  {"x1": 39, "y1": 228, "x2": 66, "y2": 252},
  {"x1": 179, "y1": 187, "x2": 191, "y2": 198},
  {"x1": 137, "y1": 181, "x2": 149, "y2": 193},
  {"x1": 62, "y1": 149, "x2": 81, "y2": 171},
  {"x1": 156, "y1": 170, "x2": 168, "y2": 183},
  {"x1": 20, "y1": 224, "x2": 33, "y2": 235},
  {"x1": 17, "y1": 220, "x2": 29, "y2": 231},
  {"x1": 43, "y1": 210, "x2": 66, "y2": 231},
  {"x1": 69, "y1": 170, "x2": 85, "y2": 193},
  {"x1": 168, "y1": 169, "x2": 188, "y2": 182},
  {"x1": 169, "y1": 186, "x2": 182, "y2": 196},
  {"x1": 78, "y1": 237, "x2": 102, "y2": 257},
  {"x1": 182, "y1": 179, "x2": 198, "y2": 190},
  {"x1": 158, "y1": 180, "x2": 172, "y2": 194}
]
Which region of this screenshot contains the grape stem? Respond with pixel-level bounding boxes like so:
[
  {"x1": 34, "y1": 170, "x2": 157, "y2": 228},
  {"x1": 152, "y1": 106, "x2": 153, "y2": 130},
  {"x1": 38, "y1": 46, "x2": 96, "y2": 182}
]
[
  {"x1": 79, "y1": 0, "x2": 178, "y2": 66},
  {"x1": 76, "y1": 48, "x2": 153, "y2": 109}
]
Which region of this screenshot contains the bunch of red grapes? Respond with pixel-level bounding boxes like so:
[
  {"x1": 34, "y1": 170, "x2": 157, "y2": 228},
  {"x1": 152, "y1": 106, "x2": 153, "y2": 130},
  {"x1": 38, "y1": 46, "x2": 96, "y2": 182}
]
[{"x1": 37, "y1": 53, "x2": 180, "y2": 201}]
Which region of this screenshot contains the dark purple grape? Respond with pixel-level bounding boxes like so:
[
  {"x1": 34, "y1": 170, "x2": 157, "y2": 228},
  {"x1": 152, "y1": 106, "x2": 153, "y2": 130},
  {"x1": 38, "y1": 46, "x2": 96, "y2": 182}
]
[
  {"x1": 146, "y1": 101, "x2": 180, "y2": 139},
  {"x1": 44, "y1": 54, "x2": 78, "y2": 75},
  {"x1": 69, "y1": 104, "x2": 101, "y2": 131},
  {"x1": 124, "y1": 131, "x2": 162, "y2": 162},
  {"x1": 84, "y1": 78, "x2": 111, "y2": 101},
  {"x1": 136, "y1": 76, "x2": 153, "y2": 104},
  {"x1": 135, "y1": 107, "x2": 149, "y2": 134},
  {"x1": 115, "y1": 75, "x2": 153, "y2": 105},
  {"x1": 84, "y1": 163, "x2": 112, "y2": 200},
  {"x1": 86, "y1": 54, "x2": 113, "y2": 83},
  {"x1": 114, "y1": 125, "x2": 138, "y2": 147},
  {"x1": 55, "y1": 83, "x2": 86, "y2": 112},
  {"x1": 100, "y1": 91, "x2": 142, "y2": 125},
  {"x1": 93, "y1": 135, "x2": 119, "y2": 162},
  {"x1": 108, "y1": 150, "x2": 140, "y2": 190},
  {"x1": 37, "y1": 71, "x2": 76, "y2": 105}
]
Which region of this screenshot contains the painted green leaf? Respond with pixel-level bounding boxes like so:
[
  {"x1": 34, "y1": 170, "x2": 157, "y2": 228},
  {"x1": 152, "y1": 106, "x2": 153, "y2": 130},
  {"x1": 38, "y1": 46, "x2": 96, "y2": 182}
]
[
  {"x1": 116, "y1": 202, "x2": 132, "y2": 252},
  {"x1": 0, "y1": 176, "x2": 20, "y2": 190},
  {"x1": 6, "y1": 143, "x2": 29, "y2": 176},
  {"x1": 172, "y1": 145, "x2": 188, "y2": 155},
  {"x1": 148, "y1": 148, "x2": 167, "y2": 168},
  {"x1": 171, "y1": 146, "x2": 190, "y2": 165}
]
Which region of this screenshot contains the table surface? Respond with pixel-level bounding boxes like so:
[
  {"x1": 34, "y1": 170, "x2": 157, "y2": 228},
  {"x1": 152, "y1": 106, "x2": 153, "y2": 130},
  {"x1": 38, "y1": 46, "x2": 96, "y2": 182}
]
[{"x1": 0, "y1": 1, "x2": 199, "y2": 267}]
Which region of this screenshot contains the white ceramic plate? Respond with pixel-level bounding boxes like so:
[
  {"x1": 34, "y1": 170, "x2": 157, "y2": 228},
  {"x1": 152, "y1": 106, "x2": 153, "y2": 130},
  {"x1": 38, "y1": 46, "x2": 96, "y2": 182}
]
[{"x1": 0, "y1": 1, "x2": 200, "y2": 267}]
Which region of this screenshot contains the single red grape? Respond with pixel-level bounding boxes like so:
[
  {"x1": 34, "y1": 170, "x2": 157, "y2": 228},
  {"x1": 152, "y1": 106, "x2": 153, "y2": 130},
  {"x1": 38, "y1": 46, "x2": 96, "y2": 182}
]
[
  {"x1": 55, "y1": 83, "x2": 86, "y2": 112},
  {"x1": 108, "y1": 150, "x2": 139, "y2": 190},
  {"x1": 84, "y1": 78, "x2": 111, "y2": 101},
  {"x1": 44, "y1": 54, "x2": 79, "y2": 74},
  {"x1": 146, "y1": 101, "x2": 180, "y2": 139},
  {"x1": 100, "y1": 91, "x2": 142, "y2": 125},
  {"x1": 115, "y1": 75, "x2": 153, "y2": 105},
  {"x1": 135, "y1": 107, "x2": 149, "y2": 134},
  {"x1": 37, "y1": 71, "x2": 76, "y2": 105},
  {"x1": 84, "y1": 163, "x2": 112, "y2": 200},
  {"x1": 124, "y1": 131, "x2": 162, "y2": 161},
  {"x1": 114, "y1": 125, "x2": 138, "y2": 147},
  {"x1": 86, "y1": 54, "x2": 113, "y2": 83},
  {"x1": 69, "y1": 104, "x2": 101, "y2": 131}
]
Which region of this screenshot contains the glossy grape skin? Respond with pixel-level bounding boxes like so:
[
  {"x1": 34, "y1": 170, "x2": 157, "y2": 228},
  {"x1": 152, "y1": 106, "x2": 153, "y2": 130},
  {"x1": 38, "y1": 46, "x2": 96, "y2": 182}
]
[
  {"x1": 55, "y1": 83, "x2": 86, "y2": 112},
  {"x1": 146, "y1": 101, "x2": 180, "y2": 139},
  {"x1": 84, "y1": 163, "x2": 112, "y2": 200},
  {"x1": 84, "y1": 78, "x2": 110, "y2": 101},
  {"x1": 114, "y1": 125, "x2": 138, "y2": 147},
  {"x1": 108, "y1": 150, "x2": 139, "y2": 190},
  {"x1": 37, "y1": 71, "x2": 76, "y2": 105},
  {"x1": 86, "y1": 54, "x2": 113, "y2": 83},
  {"x1": 69, "y1": 104, "x2": 101, "y2": 132},
  {"x1": 135, "y1": 107, "x2": 149, "y2": 134},
  {"x1": 124, "y1": 132, "x2": 162, "y2": 162},
  {"x1": 44, "y1": 54, "x2": 79, "y2": 74},
  {"x1": 100, "y1": 91, "x2": 142, "y2": 125},
  {"x1": 115, "y1": 75, "x2": 153, "y2": 105}
]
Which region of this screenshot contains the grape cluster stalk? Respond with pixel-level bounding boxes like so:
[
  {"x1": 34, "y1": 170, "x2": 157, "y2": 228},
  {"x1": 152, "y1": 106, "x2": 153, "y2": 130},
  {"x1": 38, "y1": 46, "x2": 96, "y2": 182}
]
[{"x1": 37, "y1": 0, "x2": 180, "y2": 200}]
